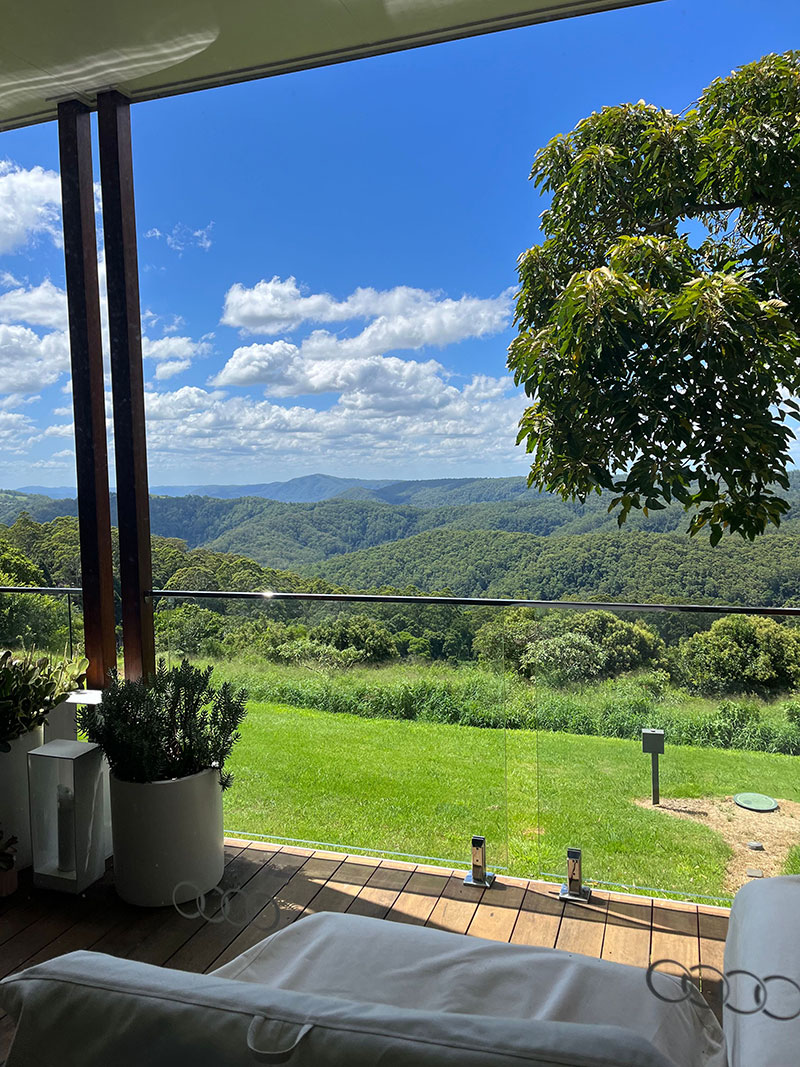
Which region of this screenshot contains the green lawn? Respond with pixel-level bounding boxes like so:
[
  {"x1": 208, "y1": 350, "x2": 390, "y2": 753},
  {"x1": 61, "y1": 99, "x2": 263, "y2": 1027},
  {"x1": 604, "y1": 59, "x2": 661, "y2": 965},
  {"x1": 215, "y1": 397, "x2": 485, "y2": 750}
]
[{"x1": 223, "y1": 699, "x2": 800, "y2": 902}]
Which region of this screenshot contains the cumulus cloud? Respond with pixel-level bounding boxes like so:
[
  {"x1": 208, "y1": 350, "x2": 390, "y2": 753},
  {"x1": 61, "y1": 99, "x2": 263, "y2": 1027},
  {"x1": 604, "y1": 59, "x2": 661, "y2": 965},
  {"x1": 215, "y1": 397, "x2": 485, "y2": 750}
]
[
  {"x1": 142, "y1": 375, "x2": 525, "y2": 474},
  {"x1": 221, "y1": 276, "x2": 513, "y2": 337},
  {"x1": 0, "y1": 325, "x2": 70, "y2": 395},
  {"x1": 0, "y1": 409, "x2": 36, "y2": 454},
  {"x1": 154, "y1": 359, "x2": 191, "y2": 380},
  {"x1": 0, "y1": 279, "x2": 68, "y2": 331},
  {"x1": 0, "y1": 162, "x2": 62, "y2": 254},
  {"x1": 213, "y1": 280, "x2": 513, "y2": 402}
]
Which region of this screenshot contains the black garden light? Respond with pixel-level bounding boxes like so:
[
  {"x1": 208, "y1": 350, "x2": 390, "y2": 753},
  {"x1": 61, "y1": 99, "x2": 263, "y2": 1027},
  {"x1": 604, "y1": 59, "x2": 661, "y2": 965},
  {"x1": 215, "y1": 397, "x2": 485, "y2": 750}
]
[{"x1": 642, "y1": 729, "x2": 665, "y2": 806}]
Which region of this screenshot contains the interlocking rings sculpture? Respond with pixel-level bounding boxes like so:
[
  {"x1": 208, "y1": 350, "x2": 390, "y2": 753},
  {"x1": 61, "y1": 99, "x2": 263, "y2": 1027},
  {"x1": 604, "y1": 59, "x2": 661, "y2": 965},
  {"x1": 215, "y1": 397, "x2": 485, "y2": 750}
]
[
  {"x1": 647, "y1": 959, "x2": 800, "y2": 1020},
  {"x1": 172, "y1": 881, "x2": 281, "y2": 933}
]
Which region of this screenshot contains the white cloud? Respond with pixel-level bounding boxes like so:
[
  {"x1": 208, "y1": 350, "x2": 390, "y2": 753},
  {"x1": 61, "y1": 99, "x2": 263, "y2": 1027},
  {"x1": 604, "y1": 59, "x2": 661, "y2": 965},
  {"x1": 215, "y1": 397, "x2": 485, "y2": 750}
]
[
  {"x1": 0, "y1": 162, "x2": 62, "y2": 254},
  {"x1": 0, "y1": 279, "x2": 68, "y2": 331},
  {"x1": 31, "y1": 448, "x2": 74, "y2": 470},
  {"x1": 0, "y1": 409, "x2": 35, "y2": 454},
  {"x1": 145, "y1": 222, "x2": 213, "y2": 253},
  {"x1": 0, "y1": 325, "x2": 70, "y2": 395},
  {"x1": 213, "y1": 281, "x2": 513, "y2": 399},
  {"x1": 142, "y1": 375, "x2": 525, "y2": 474},
  {"x1": 154, "y1": 359, "x2": 191, "y2": 380},
  {"x1": 142, "y1": 335, "x2": 211, "y2": 363},
  {"x1": 221, "y1": 276, "x2": 513, "y2": 337}
]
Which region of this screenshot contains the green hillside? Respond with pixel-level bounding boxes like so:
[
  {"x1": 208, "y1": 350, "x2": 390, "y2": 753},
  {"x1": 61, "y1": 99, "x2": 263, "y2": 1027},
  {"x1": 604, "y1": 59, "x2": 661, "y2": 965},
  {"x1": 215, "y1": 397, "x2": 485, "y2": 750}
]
[{"x1": 311, "y1": 527, "x2": 800, "y2": 606}]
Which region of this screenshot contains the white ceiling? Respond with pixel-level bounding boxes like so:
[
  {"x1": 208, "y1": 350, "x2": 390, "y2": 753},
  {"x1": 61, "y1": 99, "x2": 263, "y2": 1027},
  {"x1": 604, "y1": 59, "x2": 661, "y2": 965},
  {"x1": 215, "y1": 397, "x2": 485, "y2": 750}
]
[{"x1": 0, "y1": 0, "x2": 656, "y2": 131}]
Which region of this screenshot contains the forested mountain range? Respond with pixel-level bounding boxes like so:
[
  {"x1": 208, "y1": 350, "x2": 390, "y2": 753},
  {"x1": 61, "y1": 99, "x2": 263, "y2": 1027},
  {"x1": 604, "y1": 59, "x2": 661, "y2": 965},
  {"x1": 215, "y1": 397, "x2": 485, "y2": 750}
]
[
  {"x1": 311, "y1": 527, "x2": 800, "y2": 606},
  {"x1": 2, "y1": 474, "x2": 800, "y2": 607}
]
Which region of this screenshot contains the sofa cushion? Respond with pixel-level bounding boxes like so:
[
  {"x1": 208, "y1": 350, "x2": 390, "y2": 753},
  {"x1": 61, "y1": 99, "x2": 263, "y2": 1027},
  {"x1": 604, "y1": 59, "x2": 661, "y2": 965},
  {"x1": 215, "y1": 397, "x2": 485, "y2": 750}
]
[
  {"x1": 212, "y1": 911, "x2": 725, "y2": 1067},
  {"x1": 724, "y1": 874, "x2": 800, "y2": 1067},
  {"x1": 0, "y1": 949, "x2": 679, "y2": 1067}
]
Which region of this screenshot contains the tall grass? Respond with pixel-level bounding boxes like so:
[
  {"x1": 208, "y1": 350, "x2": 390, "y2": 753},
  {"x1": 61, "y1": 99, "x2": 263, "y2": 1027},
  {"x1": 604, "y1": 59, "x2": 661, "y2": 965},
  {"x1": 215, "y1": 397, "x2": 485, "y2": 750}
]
[{"x1": 207, "y1": 659, "x2": 800, "y2": 756}]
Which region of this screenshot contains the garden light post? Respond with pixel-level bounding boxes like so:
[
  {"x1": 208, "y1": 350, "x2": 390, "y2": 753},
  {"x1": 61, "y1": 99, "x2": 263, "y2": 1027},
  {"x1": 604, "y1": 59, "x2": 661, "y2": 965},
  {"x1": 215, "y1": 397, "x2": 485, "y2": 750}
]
[{"x1": 642, "y1": 729, "x2": 664, "y2": 806}]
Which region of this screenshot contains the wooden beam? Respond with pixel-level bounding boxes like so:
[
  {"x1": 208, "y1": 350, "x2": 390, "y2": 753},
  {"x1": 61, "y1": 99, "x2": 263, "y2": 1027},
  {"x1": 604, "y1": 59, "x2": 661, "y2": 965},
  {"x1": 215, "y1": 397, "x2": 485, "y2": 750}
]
[
  {"x1": 97, "y1": 90, "x2": 155, "y2": 681},
  {"x1": 57, "y1": 100, "x2": 117, "y2": 689}
]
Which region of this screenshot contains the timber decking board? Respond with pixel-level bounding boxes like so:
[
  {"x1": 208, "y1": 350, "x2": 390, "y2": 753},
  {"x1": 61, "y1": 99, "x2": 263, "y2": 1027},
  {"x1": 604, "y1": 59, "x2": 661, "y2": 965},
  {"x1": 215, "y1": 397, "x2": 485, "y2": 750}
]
[
  {"x1": 601, "y1": 894, "x2": 652, "y2": 969},
  {"x1": 0, "y1": 841, "x2": 728, "y2": 1064}
]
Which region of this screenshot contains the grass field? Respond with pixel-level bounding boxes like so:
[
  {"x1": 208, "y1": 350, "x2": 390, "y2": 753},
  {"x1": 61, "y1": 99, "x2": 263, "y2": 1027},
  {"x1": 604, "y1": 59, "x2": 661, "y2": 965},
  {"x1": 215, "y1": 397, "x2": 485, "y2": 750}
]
[{"x1": 221, "y1": 696, "x2": 800, "y2": 902}]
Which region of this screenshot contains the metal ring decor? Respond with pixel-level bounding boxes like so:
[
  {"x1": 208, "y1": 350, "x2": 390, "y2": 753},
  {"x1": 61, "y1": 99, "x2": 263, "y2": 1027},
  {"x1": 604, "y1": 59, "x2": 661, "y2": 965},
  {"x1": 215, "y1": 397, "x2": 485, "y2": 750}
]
[
  {"x1": 172, "y1": 881, "x2": 282, "y2": 932},
  {"x1": 173, "y1": 883, "x2": 228, "y2": 924},
  {"x1": 762, "y1": 975, "x2": 800, "y2": 1022},
  {"x1": 646, "y1": 960, "x2": 695, "y2": 1003},
  {"x1": 688, "y1": 963, "x2": 729, "y2": 1008},
  {"x1": 646, "y1": 961, "x2": 797, "y2": 1019},
  {"x1": 725, "y1": 969, "x2": 768, "y2": 1016}
]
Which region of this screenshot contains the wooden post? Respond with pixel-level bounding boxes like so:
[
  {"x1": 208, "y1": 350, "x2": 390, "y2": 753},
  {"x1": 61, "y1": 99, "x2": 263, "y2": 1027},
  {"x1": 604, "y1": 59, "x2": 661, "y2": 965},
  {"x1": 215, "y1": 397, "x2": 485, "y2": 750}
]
[
  {"x1": 57, "y1": 100, "x2": 117, "y2": 689},
  {"x1": 97, "y1": 90, "x2": 155, "y2": 681}
]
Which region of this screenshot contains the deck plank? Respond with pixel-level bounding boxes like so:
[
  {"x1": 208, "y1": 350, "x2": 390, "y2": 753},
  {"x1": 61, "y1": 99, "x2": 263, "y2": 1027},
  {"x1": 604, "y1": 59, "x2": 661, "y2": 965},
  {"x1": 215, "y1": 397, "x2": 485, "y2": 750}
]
[
  {"x1": 651, "y1": 900, "x2": 700, "y2": 978},
  {"x1": 555, "y1": 895, "x2": 608, "y2": 958},
  {"x1": 510, "y1": 882, "x2": 563, "y2": 949},
  {"x1": 467, "y1": 882, "x2": 526, "y2": 943},
  {"x1": 129, "y1": 844, "x2": 278, "y2": 966},
  {"x1": 602, "y1": 893, "x2": 652, "y2": 969},
  {"x1": 698, "y1": 908, "x2": 729, "y2": 1022},
  {"x1": 426, "y1": 874, "x2": 484, "y2": 935},
  {"x1": 385, "y1": 870, "x2": 449, "y2": 926}
]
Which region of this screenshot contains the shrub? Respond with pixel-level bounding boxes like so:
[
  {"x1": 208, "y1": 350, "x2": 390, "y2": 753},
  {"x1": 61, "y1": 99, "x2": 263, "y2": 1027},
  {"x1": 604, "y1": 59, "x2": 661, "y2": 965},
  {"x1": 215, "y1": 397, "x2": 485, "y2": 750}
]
[
  {"x1": 79, "y1": 660, "x2": 247, "y2": 789},
  {"x1": 310, "y1": 614, "x2": 397, "y2": 663},
  {"x1": 521, "y1": 633, "x2": 603, "y2": 685},
  {"x1": 679, "y1": 616, "x2": 800, "y2": 696}
]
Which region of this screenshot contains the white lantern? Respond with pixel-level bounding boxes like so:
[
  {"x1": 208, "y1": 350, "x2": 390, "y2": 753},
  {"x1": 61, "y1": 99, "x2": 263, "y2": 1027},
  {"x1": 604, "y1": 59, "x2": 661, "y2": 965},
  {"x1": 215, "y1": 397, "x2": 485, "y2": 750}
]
[{"x1": 27, "y1": 740, "x2": 107, "y2": 893}]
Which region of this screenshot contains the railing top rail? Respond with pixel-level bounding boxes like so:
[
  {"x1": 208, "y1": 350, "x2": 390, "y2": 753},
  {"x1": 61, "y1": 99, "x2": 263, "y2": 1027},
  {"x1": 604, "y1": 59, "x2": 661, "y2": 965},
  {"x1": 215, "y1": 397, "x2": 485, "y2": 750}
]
[
  {"x1": 146, "y1": 588, "x2": 800, "y2": 617},
  {"x1": 0, "y1": 585, "x2": 81, "y2": 595}
]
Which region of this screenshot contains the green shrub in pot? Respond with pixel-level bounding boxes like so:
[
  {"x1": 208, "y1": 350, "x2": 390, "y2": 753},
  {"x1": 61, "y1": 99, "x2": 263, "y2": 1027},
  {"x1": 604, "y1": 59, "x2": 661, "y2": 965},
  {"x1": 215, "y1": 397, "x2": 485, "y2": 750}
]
[
  {"x1": 0, "y1": 648, "x2": 88, "y2": 751},
  {"x1": 78, "y1": 660, "x2": 248, "y2": 907},
  {"x1": 78, "y1": 659, "x2": 247, "y2": 787}
]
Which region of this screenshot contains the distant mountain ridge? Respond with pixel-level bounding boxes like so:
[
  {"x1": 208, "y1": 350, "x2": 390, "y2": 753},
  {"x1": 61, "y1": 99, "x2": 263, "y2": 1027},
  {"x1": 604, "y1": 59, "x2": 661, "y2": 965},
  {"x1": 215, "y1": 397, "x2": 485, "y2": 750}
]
[
  {"x1": 17, "y1": 474, "x2": 398, "y2": 503},
  {"x1": 3, "y1": 472, "x2": 800, "y2": 583}
]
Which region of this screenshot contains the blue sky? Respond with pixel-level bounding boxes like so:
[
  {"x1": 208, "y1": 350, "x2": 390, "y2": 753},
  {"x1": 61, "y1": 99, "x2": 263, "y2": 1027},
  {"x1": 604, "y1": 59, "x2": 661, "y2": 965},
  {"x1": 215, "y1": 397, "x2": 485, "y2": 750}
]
[{"x1": 0, "y1": 0, "x2": 796, "y2": 489}]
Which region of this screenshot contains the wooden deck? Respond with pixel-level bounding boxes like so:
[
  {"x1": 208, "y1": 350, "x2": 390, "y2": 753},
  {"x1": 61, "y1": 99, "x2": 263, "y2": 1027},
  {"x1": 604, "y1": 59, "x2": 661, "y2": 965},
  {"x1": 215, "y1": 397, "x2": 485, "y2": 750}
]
[{"x1": 0, "y1": 839, "x2": 729, "y2": 1059}]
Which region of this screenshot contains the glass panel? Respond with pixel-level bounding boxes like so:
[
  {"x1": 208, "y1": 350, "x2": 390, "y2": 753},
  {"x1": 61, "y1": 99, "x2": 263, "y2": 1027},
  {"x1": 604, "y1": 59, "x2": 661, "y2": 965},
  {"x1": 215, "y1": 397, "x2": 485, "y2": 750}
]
[
  {"x1": 154, "y1": 594, "x2": 509, "y2": 875},
  {"x1": 522, "y1": 606, "x2": 800, "y2": 903}
]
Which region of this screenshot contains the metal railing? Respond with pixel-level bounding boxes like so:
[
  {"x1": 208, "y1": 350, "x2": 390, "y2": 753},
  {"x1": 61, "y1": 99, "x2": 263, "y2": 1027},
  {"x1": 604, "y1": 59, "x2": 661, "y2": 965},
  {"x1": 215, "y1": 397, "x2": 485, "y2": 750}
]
[
  {"x1": 148, "y1": 587, "x2": 800, "y2": 616},
  {"x1": 0, "y1": 584, "x2": 82, "y2": 657}
]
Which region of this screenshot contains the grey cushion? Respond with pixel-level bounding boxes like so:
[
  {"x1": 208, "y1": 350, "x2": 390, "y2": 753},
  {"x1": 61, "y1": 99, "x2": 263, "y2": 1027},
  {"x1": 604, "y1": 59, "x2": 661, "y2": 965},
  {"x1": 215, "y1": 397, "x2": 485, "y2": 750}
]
[
  {"x1": 724, "y1": 875, "x2": 800, "y2": 1067},
  {"x1": 0, "y1": 948, "x2": 676, "y2": 1067},
  {"x1": 213, "y1": 911, "x2": 725, "y2": 1067}
]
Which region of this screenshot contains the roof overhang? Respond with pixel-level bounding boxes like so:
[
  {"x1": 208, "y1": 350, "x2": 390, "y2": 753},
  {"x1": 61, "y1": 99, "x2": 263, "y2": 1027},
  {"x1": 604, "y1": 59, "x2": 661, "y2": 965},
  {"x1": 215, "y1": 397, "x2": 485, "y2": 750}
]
[{"x1": 0, "y1": 0, "x2": 658, "y2": 132}]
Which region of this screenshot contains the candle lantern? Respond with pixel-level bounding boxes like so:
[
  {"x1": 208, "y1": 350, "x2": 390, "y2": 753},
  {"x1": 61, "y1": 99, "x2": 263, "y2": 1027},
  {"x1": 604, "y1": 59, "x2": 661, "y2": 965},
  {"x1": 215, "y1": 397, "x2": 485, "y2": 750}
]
[{"x1": 27, "y1": 739, "x2": 107, "y2": 893}]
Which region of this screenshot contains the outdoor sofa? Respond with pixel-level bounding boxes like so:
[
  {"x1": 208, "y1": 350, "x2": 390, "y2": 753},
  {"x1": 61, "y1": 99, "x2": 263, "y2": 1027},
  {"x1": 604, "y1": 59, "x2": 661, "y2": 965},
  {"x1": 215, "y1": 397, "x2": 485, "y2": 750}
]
[{"x1": 1, "y1": 875, "x2": 796, "y2": 1067}]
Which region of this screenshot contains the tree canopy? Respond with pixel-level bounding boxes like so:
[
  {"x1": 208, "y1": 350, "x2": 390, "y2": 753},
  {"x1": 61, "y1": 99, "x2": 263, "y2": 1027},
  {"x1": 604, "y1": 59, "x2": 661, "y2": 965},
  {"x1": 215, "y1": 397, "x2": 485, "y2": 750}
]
[{"x1": 508, "y1": 51, "x2": 800, "y2": 545}]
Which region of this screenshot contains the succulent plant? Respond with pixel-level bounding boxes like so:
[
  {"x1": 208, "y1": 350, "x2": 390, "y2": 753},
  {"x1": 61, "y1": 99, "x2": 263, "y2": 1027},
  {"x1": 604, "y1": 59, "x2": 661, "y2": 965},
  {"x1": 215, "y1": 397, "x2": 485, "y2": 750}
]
[
  {"x1": 0, "y1": 827, "x2": 17, "y2": 872},
  {"x1": 0, "y1": 648, "x2": 89, "y2": 751}
]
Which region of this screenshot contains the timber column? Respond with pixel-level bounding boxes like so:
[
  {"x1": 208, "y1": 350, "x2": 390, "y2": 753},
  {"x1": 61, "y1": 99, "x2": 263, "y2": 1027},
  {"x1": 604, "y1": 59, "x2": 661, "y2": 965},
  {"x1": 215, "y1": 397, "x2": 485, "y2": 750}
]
[
  {"x1": 57, "y1": 100, "x2": 117, "y2": 689},
  {"x1": 97, "y1": 90, "x2": 155, "y2": 680}
]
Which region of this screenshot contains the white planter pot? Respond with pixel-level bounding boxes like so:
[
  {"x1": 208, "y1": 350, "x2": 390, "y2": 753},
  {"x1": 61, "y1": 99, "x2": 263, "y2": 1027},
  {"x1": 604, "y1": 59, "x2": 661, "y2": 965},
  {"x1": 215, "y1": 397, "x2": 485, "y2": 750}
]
[
  {"x1": 0, "y1": 726, "x2": 44, "y2": 869},
  {"x1": 110, "y1": 768, "x2": 224, "y2": 907}
]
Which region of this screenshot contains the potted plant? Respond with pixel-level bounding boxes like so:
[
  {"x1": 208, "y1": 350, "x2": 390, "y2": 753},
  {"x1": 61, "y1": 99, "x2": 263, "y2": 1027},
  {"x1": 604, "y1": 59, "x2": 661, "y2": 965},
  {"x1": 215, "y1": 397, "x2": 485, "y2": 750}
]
[
  {"x1": 79, "y1": 660, "x2": 247, "y2": 907},
  {"x1": 0, "y1": 649, "x2": 88, "y2": 868},
  {"x1": 0, "y1": 827, "x2": 18, "y2": 897}
]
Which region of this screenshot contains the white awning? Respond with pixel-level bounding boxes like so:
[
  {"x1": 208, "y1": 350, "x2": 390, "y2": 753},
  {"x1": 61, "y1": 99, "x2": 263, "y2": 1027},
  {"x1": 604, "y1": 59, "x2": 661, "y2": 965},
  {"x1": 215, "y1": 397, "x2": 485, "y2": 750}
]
[{"x1": 0, "y1": 0, "x2": 656, "y2": 131}]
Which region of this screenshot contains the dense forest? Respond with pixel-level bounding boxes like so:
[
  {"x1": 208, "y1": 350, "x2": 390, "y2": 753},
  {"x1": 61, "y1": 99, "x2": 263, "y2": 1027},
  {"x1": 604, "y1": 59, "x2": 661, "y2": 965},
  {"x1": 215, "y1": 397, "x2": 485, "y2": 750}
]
[{"x1": 3, "y1": 472, "x2": 800, "y2": 576}]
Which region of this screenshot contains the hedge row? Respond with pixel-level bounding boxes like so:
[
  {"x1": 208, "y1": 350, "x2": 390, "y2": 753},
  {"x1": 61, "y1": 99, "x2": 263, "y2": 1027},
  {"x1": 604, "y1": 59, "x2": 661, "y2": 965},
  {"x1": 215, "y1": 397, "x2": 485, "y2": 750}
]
[{"x1": 246, "y1": 670, "x2": 800, "y2": 756}]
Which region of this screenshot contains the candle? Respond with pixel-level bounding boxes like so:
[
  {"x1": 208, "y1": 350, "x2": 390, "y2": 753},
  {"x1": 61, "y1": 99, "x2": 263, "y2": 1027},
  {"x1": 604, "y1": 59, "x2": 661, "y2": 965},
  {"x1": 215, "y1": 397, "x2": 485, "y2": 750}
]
[{"x1": 57, "y1": 784, "x2": 75, "y2": 872}]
